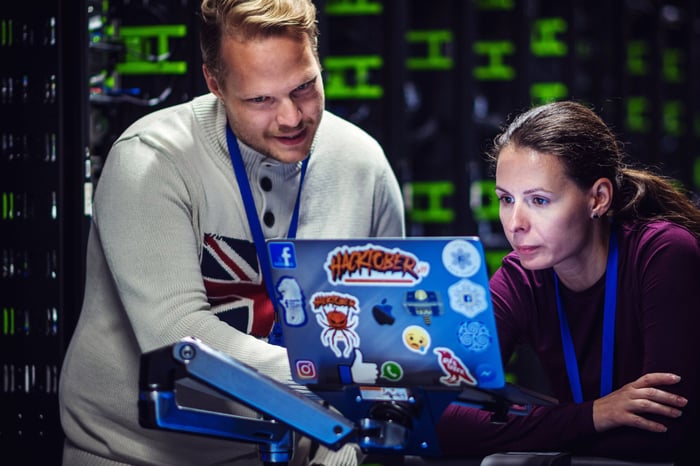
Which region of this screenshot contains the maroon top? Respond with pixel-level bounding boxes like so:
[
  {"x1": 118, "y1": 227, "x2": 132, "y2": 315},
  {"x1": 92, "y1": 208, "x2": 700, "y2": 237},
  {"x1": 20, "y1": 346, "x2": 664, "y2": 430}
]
[{"x1": 437, "y1": 221, "x2": 700, "y2": 462}]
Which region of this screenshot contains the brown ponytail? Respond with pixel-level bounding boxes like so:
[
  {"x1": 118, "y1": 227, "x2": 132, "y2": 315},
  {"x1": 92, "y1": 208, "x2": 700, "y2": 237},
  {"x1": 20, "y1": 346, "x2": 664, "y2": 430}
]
[{"x1": 615, "y1": 168, "x2": 700, "y2": 241}]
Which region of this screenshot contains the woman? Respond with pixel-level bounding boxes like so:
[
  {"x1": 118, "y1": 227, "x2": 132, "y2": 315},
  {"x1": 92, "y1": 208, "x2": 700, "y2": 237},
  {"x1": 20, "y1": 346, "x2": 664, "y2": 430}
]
[{"x1": 438, "y1": 101, "x2": 700, "y2": 463}]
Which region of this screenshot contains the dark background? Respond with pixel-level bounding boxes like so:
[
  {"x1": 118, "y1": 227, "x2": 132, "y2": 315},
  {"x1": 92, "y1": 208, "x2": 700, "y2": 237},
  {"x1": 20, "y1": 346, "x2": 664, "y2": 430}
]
[{"x1": 1, "y1": 0, "x2": 699, "y2": 463}]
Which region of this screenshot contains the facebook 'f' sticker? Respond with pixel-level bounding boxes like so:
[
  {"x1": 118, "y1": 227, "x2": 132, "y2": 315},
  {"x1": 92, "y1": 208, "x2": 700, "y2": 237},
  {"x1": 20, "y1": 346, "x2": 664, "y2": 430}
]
[{"x1": 269, "y1": 242, "x2": 297, "y2": 269}]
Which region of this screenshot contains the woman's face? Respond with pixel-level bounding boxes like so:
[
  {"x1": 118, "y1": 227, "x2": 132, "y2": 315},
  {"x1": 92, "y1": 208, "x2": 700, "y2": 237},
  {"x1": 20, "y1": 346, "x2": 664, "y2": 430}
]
[{"x1": 495, "y1": 144, "x2": 597, "y2": 273}]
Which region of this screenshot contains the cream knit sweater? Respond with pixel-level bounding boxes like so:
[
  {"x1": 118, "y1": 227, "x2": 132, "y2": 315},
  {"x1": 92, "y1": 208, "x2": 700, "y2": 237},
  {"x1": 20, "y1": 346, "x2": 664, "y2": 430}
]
[{"x1": 59, "y1": 93, "x2": 404, "y2": 465}]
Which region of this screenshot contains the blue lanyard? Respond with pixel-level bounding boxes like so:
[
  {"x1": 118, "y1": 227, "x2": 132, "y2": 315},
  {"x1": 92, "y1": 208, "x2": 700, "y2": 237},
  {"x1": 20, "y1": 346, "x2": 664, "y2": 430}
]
[
  {"x1": 225, "y1": 124, "x2": 308, "y2": 344},
  {"x1": 554, "y1": 230, "x2": 619, "y2": 404}
]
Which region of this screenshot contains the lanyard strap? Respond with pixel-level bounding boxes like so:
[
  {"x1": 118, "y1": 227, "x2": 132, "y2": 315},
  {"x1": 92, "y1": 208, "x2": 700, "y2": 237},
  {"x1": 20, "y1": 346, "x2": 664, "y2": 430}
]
[
  {"x1": 225, "y1": 124, "x2": 308, "y2": 341},
  {"x1": 554, "y1": 230, "x2": 619, "y2": 404}
]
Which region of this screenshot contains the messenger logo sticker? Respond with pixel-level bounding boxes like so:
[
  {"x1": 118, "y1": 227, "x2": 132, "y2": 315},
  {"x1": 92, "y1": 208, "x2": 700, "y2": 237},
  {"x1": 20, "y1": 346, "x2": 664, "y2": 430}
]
[{"x1": 269, "y1": 242, "x2": 297, "y2": 269}]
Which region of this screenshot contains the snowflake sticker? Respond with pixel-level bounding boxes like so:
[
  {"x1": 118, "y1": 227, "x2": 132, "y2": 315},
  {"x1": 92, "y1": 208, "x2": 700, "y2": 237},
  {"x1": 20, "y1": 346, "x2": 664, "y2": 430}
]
[
  {"x1": 448, "y1": 279, "x2": 488, "y2": 318},
  {"x1": 441, "y1": 239, "x2": 481, "y2": 278}
]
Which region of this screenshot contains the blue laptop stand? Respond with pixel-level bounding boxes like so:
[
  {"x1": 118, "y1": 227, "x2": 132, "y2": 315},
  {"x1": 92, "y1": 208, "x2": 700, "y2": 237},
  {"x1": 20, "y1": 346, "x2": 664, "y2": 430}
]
[{"x1": 139, "y1": 336, "x2": 556, "y2": 465}]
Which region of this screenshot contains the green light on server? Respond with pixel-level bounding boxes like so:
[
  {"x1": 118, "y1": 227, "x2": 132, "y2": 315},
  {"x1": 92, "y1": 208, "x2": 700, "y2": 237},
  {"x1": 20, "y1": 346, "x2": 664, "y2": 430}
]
[
  {"x1": 108, "y1": 24, "x2": 188, "y2": 75},
  {"x1": 530, "y1": 18, "x2": 568, "y2": 57},
  {"x1": 406, "y1": 29, "x2": 454, "y2": 71},
  {"x1": 473, "y1": 41, "x2": 515, "y2": 81},
  {"x1": 324, "y1": 55, "x2": 384, "y2": 99},
  {"x1": 406, "y1": 181, "x2": 455, "y2": 224},
  {"x1": 325, "y1": 0, "x2": 382, "y2": 15}
]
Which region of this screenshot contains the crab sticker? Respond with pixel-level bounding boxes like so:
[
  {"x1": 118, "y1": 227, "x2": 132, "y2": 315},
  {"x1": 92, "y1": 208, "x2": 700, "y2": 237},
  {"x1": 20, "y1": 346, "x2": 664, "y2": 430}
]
[
  {"x1": 448, "y1": 279, "x2": 488, "y2": 318},
  {"x1": 433, "y1": 347, "x2": 477, "y2": 387},
  {"x1": 324, "y1": 243, "x2": 429, "y2": 286},
  {"x1": 310, "y1": 291, "x2": 360, "y2": 358}
]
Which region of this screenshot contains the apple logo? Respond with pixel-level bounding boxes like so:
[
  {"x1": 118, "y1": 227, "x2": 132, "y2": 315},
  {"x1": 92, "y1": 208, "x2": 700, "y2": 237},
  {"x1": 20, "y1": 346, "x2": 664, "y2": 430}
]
[{"x1": 372, "y1": 299, "x2": 395, "y2": 325}]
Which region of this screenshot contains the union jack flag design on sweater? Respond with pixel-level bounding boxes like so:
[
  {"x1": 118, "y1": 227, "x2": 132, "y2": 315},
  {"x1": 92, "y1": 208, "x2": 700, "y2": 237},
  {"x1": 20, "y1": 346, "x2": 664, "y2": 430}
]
[{"x1": 201, "y1": 233, "x2": 274, "y2": 337}]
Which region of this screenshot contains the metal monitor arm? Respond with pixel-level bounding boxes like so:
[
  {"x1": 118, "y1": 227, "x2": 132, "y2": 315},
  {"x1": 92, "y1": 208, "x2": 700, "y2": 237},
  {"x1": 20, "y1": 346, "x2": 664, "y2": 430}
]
[
  {"x1": 138, "y1": 337, "x2": 538, "y2": 464},
  {"x1": 138, "y1": 336, "x2": 357, "y2": 463}
]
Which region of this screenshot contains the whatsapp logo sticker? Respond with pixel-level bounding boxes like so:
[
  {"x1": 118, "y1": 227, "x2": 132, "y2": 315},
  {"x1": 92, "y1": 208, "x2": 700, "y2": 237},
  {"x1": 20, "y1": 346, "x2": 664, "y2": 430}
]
[{"x1": 380, "y1": 361, "x2": 404, "y2": 382}]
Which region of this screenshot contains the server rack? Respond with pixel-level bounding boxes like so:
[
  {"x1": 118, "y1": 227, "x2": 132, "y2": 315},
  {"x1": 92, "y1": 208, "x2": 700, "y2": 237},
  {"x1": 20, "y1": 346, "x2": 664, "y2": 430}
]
[
  {"x1": 2, "y1": 0, "x2": 700, "y2": 463},
  {"x1": 321, "y1": 0, "x2": 700, "y2": 266},
  {"x1": 0, "y1": 0, "x2": 88, "y2": 462}
]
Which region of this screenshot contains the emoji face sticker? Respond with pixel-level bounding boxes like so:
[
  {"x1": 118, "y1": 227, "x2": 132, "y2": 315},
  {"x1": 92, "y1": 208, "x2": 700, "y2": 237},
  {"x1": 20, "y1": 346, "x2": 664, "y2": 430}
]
[{"x1": 402, "y1": 325, "x2": 431, "y2": 354}]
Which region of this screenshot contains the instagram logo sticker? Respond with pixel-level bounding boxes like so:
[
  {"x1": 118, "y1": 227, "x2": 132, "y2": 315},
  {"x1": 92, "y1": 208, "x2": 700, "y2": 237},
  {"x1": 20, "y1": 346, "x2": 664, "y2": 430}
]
[{"x1": 295, "y1": 360, "x2": 317, "y2": 380}]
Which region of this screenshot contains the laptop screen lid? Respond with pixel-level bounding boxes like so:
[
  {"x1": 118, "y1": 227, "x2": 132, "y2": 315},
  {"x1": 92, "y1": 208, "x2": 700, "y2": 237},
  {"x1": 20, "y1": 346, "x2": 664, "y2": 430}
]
[{"x1": 266, "y1": 237, "x2": 506, "y2": 392}]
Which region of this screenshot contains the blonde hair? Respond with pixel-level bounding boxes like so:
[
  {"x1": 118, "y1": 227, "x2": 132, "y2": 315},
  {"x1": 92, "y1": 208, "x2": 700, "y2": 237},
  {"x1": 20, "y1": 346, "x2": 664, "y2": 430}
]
[{"x1": 200, "y1": 0, "x2": 319, "y2": 83}]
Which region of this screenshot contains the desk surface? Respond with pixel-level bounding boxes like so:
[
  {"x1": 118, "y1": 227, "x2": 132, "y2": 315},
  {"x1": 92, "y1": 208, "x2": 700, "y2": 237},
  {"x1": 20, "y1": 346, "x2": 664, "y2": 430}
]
[{"x1": 362, "y1": 454, "x2": 674, "y2": 466}]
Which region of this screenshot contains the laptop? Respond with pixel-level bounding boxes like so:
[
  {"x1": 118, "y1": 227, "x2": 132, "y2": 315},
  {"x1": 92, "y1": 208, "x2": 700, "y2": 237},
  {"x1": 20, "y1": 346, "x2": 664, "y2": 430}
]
[
  {"x1": 265, "y1": 237, "x2": 556, "y2": 454},
  {"x1": 266, "y1": 237, "x2": 514, "y2": 391}
]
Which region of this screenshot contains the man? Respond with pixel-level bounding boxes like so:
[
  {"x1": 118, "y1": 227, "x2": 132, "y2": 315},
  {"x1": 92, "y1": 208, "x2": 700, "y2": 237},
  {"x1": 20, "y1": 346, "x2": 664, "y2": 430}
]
[{"x1": 58, "y1": 0, "x2": 405, "y2": 464}]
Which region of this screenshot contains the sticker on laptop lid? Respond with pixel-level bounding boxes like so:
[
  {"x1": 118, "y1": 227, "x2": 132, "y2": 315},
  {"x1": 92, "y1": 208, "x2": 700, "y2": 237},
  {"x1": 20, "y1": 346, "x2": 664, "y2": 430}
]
[
  {"x1": 402, "y1": 325, "x2": 431, "y2": 355},
  {"x1": 404, "y1": 289, "x2": 443, "y2": 325},
  {"x1": 442, "y1": 239, "x2": 481, "y2": 278},
  {"x1": 324, "y1": 243, "x2": 429, "y2": 286},
  {"x1": 310, "y1": 291, "x2": 361, "y2": 358},
  {"x1": 448, "y1": 279, "x2": 488, "y2": 318},
  {"x1": 274, "y1": 277, "x2": 307, "y2": 326},
  {"x1": 269, "y1": 242, "x2": 297, "y2": 269},
  {"x1": 457, "y1": 320, "x2": 492, "y2": 352},
  {"x1": 433, "y1": 347, "x2": 477, "y2": 387},
  {"x1": 380, "y1": 361, "x2": 404, "y2": 382},
  {"x1": 337, "y1": 349, "x2": 378, "y2": 384}
]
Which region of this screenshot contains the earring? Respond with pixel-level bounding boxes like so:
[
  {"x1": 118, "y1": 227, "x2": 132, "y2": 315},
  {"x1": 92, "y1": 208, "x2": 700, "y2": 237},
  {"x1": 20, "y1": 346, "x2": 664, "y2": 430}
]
[{"x1": 592, "y1": 213, "x2": 600, "y2": 219}]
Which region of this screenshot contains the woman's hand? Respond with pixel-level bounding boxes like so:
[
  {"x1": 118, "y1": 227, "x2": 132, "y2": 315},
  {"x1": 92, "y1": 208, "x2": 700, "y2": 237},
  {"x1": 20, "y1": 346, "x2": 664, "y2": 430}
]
[{"x1": 593, "y1": 372, "x2": 688, "y2": 433}]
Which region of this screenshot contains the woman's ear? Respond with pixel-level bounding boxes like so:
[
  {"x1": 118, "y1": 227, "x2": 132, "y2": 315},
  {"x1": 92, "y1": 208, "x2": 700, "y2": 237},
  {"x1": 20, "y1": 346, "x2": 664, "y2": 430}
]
[{"x1": 590, "y1": 177, "x2": 614, "y2": 219}]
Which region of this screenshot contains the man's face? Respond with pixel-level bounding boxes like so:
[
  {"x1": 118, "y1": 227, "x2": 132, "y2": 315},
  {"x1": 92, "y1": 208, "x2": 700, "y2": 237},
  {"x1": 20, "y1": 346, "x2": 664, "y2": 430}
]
[{"x1": 204, "y1": 33, "x2": 325, "y2": 164}]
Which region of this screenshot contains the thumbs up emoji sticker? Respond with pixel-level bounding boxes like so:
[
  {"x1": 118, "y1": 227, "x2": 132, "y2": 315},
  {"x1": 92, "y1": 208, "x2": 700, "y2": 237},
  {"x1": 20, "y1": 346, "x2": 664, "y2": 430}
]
[{"x1": 350, "y1": 349, "x2": 378, "y2": 384}]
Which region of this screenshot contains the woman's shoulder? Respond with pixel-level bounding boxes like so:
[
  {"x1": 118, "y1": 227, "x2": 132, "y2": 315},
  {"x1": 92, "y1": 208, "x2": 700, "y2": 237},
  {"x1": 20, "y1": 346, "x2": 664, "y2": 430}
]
[
  {"x1": 620, "y1": 220, "x2": 697, "y2": 247},
  {"x1": 618, "y1": 220, "x2": 700, "y2": 269}
]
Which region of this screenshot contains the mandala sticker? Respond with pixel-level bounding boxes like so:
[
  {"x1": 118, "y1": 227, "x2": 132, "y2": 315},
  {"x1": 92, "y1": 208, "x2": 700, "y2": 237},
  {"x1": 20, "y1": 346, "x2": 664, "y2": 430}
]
[{"x1": 457, "y1": 320, "x2": 492, "y2": 352}]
